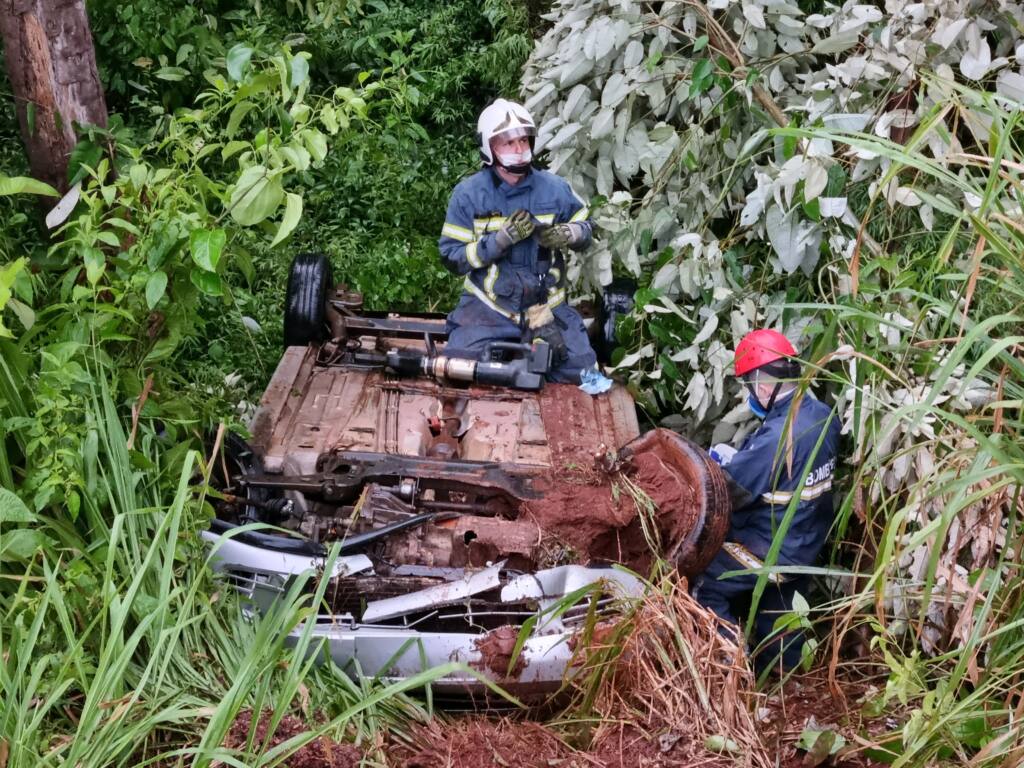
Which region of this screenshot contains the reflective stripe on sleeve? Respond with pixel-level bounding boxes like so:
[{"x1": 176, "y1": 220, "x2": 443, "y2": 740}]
[
  {"x1": 465, "y1": 240, "x2": 483, "y2": 269},
  {"x1": 569, "y1": 207, "x2": 589, "y2": 223},
  {"x1": 722, "y1": 542, "x2": 783, "y2": 583},
  {"x1": 474, "y1": 217, "x2": 506, "y2": 235},
  {"x1": 484, "y1": 264, "x2": 499, "y2": 299},
  {"x1": 442, "y1": 223, "x2": 474, "y2": 243},
  {"x1": 761, "y1": 478, "x2": 833, "y2": 506}
]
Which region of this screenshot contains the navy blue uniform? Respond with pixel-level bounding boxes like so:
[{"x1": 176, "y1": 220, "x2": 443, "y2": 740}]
[
  {"x1": 694, "y1": 393, "x2": 840, "y2": 670},
  {"x1": 438, "y1": 167, "x2": 596, "y2": 383}
]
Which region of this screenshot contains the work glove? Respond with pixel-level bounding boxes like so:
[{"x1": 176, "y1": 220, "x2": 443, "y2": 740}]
[
  {"x1": 538, "y1": 222, "x2": 584, "y2": 250},
  {"x1": 494, "y1": 209, "x2": 535, "y2": 252},
  {"x1": 532, "y1": 323, "x2": 568, "y2": 367},
  {"x1": 526, "y1": 304, "x2": 568, "y2": 367}
]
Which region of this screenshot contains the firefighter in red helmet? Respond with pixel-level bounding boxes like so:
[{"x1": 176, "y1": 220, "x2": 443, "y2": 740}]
[{"x1": 694, "y1": 329, "x2": 840, "y2": 673}]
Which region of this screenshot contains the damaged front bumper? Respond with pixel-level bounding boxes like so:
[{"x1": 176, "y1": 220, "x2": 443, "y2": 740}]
[{"x1": 203, "y1": 532, "x2": 645, "y2": 695}]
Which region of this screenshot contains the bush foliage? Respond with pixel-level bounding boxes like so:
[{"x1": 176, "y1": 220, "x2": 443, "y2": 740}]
[
  {"x1": 1, "y1": 1, "x2": 529, "y2": 764},
  {"x1": 5, "y1": 0, "x2": 1024, "y2": 764}
]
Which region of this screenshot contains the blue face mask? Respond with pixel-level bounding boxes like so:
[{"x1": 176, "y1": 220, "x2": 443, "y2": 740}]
[{"x1": 748, "y1": 393, "x2": 768, "y2": 419}]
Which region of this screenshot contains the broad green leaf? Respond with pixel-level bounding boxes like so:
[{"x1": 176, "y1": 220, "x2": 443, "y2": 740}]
[
  {"x1": 227, "y1": 44, "x2": 254, "y2": 82},
  {"x1": 222, "y1": 140, "x2": 249, "y2": 160},
  {"x1": 128, "y1": 163, "x2": 148, "y2": 189},
  {"x1": 321, "y1": 104, "x2": 339, "y2": 134},
  {"x1": 272, "y1": 54, "x2": 291, "y2": 101},
  {"x1": 226, "y1": 101, "x2": 257, "y2": 138},
  {"x1": 105, "y1": 217, "x2": 141, "y2": 235},
  {"x1": 146, "y1": 271, "x2": 168, "y2": 309},
  {"x1": 7, "y1": 298, "x2": 34, "y2": 331},
  {"x1": 84, "y1": 247, "x2": 105, "y2": 285},
  {"x1": 1, "y1": 528, "x2": 52, "y2": 560},
  {"x1": 825, "y1": 164, "x2": 848, "y2": 196},
  {"x1": 279, "y1": 144, "x2": 311, "y2": 171},
  {"x1": 176, "y1": 42, "x2": 194, "y2": 65},
  {"x1": 290, "y1": 53, "x2": 310, "y2": 90},
  {"x1": 0, "y1": 486, "x2": 34, "y2": 523},
  {"x1": 1, "y1": 257, "x2": 26, "y2": 303},
  {"x1": 301, "y1": 129, "x2": 328, "y2": 163},
  {"x1": 147, "y1": 222, "x2": 183, "y2": 270},
  {"x1": 289, "y1": 102, "x2": 311, "y2": 123},
  {"x1": 94, "y1": 230, "x2": 120, "y2": 248},
  {"x1": 0, "y1": 174, "x2": 58, "y2": 197},
  {"x1": 155, "y1": 66, "x2": 189, "y2": 81},
  {"x1": 270, "y1": 192, "x2": 303, "y2": 247},
  {"x1": 791, "y1": 590, "x2": 810, "y2": 617},
  {"x1": 145, "y1": 326, "x2": 182, "y2": 362},
  {"x1": 797, "y1": 727, "x2": 846, "y2": 766},
  {"x1": 190, "y1": 228, "x2": 226, "y2": 272},
  {"x1": 190, "y1": 268, "x2": 224, "y2": 296},
  {"x1": 228, "y1": 165, "x2": 283, "y2": 226}
]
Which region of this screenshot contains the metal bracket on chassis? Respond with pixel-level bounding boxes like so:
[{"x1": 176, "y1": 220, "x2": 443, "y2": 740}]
[{"x1": 237, "y1": 451, "x2": 540, "y2": 504}]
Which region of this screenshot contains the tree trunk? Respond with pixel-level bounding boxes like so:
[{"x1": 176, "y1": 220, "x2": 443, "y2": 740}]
[{"x1": 0, "y1": 0, "x2": 108, "y2": 193}]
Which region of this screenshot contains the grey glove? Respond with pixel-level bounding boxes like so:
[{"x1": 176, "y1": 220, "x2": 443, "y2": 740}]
[
  {"x1": 538, "y1": 222, "x2": 583, "y2": 250},
  {"x1": 494, "y1": 209, "x2": 535, "y2": 252}
]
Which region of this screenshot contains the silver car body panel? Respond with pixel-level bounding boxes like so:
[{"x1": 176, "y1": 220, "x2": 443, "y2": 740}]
[
  {"x1": 362, "y1": 561, "x2": 505, "y2": 623},
  {"x1": 203, "y1": 531, "x2": 644, "y2": 692}
]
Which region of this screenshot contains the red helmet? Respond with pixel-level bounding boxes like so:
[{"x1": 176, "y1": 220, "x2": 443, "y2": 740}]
[{"x1": 734, "y1": 329, "x2": 796, "y2": 376}]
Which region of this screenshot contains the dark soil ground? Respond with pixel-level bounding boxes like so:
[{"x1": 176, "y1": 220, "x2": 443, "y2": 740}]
[
  {"x1": 224, "y1": 710, "x2": 362, "y2": 767},
  {"x1": 390, "y1": 670, "x2": 893, "y2": 768},
  {"x1": 223, "y1": 669, "x2": 895, "y2": 767}
]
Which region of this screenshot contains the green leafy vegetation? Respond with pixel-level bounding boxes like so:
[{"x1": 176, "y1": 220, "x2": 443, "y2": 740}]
[
  {"x1": 1, "y1": 0, "x2": 529, "y2": 762},
  {"x1": 8, "y1": 0, "x2": 1024, "y2": 764}
]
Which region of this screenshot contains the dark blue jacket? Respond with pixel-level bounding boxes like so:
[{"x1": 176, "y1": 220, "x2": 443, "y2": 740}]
[
  {"x1": 723, "y1": 393, "x2": 840, "y2": 567},
  {"x1": 438, "y1": 167, "x2": 591, "y2": 319}
]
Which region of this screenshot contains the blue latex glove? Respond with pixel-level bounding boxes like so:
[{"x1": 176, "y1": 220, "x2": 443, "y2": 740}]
[
  {"x1": 579, "y1": 366, "x2": 613, "y2": 395},
  {"x1": 709, "y1": 443, "x2": 737, "y2": 466}
]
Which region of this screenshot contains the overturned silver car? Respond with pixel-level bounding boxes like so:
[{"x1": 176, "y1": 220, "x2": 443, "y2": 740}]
[{"x1": 204, "y1": 254, "x2": 729, "y2": 696}]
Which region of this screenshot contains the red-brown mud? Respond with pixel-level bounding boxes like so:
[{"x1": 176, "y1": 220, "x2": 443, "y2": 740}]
[
  {"x1": 390, "y1": 717, "x2": 582, "y2": 768},
  {"x1": 225, "y1": 710, "x2": 361, "y2": 768},
  {"x1": 471, "y1": 625, "x2": 527, "y2": 679},
  {"x1": 759, "y1": 670, "x2": 894, "y2": 768},
  {"x1": 588, "y1": 723, "x2": 734, "y2": 768},
  {"x1": 521, "y1": 428, "x2": 702, "y2": 572}
]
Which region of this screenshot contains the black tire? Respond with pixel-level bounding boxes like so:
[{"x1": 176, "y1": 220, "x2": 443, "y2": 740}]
[
  {"x1": 283, "y1": 252, "x2": 333, "y2": 347},
  {"x1": 592, "y1": 277, "x2": 636, "y2": 364},
  {"x1": 619, "y1": 428, "x2": 731, "y2": 578}
]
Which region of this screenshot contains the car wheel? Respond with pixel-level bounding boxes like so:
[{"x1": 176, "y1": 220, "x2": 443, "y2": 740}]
[
  {"x1": 620, "y1": 428, "x2": 731, "y2": 577},
  {"x1": 592, "y1": 277, "x2": 636, "y2": 364},
  {"x1": 283, "y1": 252, "x2": 334, "y2": 347}
]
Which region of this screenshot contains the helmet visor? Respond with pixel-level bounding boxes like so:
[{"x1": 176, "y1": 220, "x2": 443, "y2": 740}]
[{"x1": 491, "y1": 125, "x2": 536, "y2": 143}]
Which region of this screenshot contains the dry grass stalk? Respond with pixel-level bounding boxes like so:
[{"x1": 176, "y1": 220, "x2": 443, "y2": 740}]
[{"x1": 577, "y1": 578, "x2": 773, "y2": 768}]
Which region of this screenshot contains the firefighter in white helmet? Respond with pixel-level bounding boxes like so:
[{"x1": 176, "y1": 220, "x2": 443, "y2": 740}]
[{"x1": 438, "y1": 98, "x2": 598, "y2": 383}]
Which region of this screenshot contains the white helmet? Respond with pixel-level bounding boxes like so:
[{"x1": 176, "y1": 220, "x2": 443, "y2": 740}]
[{"x1": 477, "y1": 99, "x2": 536, "y2": 168}]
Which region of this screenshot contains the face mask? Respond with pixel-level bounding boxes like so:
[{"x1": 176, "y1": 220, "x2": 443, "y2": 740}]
[
  {"x1": 748, "y1": 392, "x2": 768, "y2": 419},
  {"x1": 495, "y1": 148, "x2": 532, "y2": 173}
]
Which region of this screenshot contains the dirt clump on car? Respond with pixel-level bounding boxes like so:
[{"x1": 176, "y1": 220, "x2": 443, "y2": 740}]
[
  {"x1": 224, "y1": 709, "x2": 361, "y2": 768},
  {"x1": 521, "y1": 387, "x2": 706, "y2": 572},
  {"x1": 471, "y1": 625, "x2": 527, "y2": 679}
]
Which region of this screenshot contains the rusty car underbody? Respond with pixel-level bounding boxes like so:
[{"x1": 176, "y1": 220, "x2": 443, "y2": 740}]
[{"x1": 204, "y1": 268, "x2": 728, "y2": 696}]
